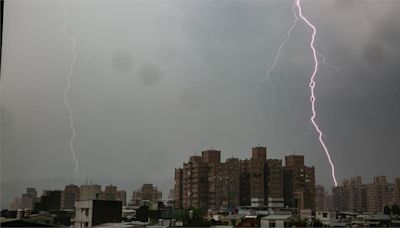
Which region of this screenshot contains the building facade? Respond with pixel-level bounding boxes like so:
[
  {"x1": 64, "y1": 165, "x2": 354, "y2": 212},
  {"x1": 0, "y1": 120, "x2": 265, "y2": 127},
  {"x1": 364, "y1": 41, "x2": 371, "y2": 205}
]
[
  {"x1": 174, "y1": 168, "x2": 183, "y2": 209},
  {"x1": 250, "y1": 147, "x2": 267, "y2": 204},
  {"x1": 239, "y1": 159, "x2": 251, "y2": 206},
  {"x1": 266, "y1": 159, "x2": 283, "y2": 199},
  {"x1": 203, "y1": 150, "x2": 222, "y2": 211},
  {"x1": 18, "y1": 188, "x2": 38, "y2": 210},
  {"x1": 116, "y1": 190, "x2": 127, "y2": 206},
  {"x1": 283, "y1": 155, "x2": 315, "y2": 211},
  {"x1": 174, "y1": 147, "x2": 318, "y2": 213},
  {"x1": 315, "y1": 185, "x2": 325, "y2": 211},
  {"x1": 104, "y1": 185, "x2": 118, "y2": 201},
  {"x1": 394, "y1": 178, "x2": 400, "y2": 205},
  {"x1": 174, "y1": 146, "x2": 295, "y2": 212},
  {"x1": 182, "y1": 156, "x2": 209, "y2": 211},
  {"x1": 80, "y1": 184, "x2": 102, "y2": 201},
  {"x1": 34, "y1": 190, "x2": 62, "y2": 211},
  {"x1": 61, "y1": 184, "x2": 80, "y2": 209},
  {"x1": 222, "y1": 158, "x2": 240, "y2": 211}
]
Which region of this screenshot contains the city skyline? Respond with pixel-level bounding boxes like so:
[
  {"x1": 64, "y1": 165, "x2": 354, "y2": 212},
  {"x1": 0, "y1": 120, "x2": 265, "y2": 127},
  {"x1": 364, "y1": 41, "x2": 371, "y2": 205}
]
[
  {"x1": 2, "y1": 0, "x2": 400, "y2": 213},
  {"x1": 4, "y1": 147, "x2": 399, "y2": 212},
  {"x1": 4, "y1": 174, "x2": 400, "y2": 227},
  {"x1": 2, "y1": 144, "x2": 400, "y2": 210}
]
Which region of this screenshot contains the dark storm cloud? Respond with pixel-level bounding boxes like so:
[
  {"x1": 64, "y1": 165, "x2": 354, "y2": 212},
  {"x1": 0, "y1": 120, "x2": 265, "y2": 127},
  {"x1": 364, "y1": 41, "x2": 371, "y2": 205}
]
[
  {"x1": 180, "y1": 89, "x2": 204, "y2": 112},
  {"x1": 111, "y1": 50, "x2": 134, "y2": 72},
  {"x1": 154, "y1": 43, "x2": 176, "y2": 64},
  {"x1": 180, "y1": 0, "x2": 400, "y2": 186},
  {"x1": 1, "y1": 0, "x2": 400, "y2": 209},
  {"x1": 362, "y1": 42, "x2": 386, "y2": 65},
  {"x1": 137, "y1": 62, "x2": 162, "y2": 86},
  {"x1": 333, "y1": 0, "x2": 356, "y2": 10}
]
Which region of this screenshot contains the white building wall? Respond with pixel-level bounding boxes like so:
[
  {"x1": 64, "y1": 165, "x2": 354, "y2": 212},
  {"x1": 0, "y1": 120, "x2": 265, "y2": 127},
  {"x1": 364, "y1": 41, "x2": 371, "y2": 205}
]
[
  {"x1": 75, "y1": 201, "x2": 93, "y2": 227},
  {"x1": 260, "y1": 219, "x2": 285, "y2": 228}
]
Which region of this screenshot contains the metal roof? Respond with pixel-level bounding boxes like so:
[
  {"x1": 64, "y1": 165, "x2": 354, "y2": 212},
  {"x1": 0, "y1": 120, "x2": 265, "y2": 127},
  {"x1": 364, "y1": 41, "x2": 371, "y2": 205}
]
[{"x1": 261, "y1": 214, "x2": 292, "y2": 220}]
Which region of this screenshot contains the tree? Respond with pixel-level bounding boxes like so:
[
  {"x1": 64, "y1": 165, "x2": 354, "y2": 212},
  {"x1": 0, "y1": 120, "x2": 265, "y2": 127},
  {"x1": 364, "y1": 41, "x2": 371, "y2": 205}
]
[
  {"x1": 392, "y1": 204, "x2": 400, "y2": 215},
  {"x1": 136, "y1": 205, "x2": 149, "y2": 222},
  {"x1": 384, "y1": 205, "x2": 391, "y2": 215},
  {"x1": 384, "y1": 204, "x2": 400, "y2": 215},
  {"x1": 181, "y1": 208, "x2": 213, "y2": 227}
]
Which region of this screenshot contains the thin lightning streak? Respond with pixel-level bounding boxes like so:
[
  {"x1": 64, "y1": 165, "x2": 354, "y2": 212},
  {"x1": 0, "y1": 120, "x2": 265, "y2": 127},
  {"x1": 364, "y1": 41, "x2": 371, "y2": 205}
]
[
  {"x1": 316, "y1": 41, "x2": 360, "y2": 96},
  {"x1": 251, "y1": 4, "x2": 298, "y2": 97},
  {"x1": 318, "y1": 52, "x2": 340, "y2": 73},
  {"x1": 258, "y1": 4, "x2": 298, "y2": 138},
  {"x1": 318, "y1": 51, "x2": 360, "y2": 96},
  {"x1": 58, "y1": 0, "x2": 79, "y2": 174},
  {"x1": 233, "y1": 4, "x2": 298, "y2": 108},
  {"x1": 315, "y1": 40, "x2": 341, "y2": 73},
  {"x1": 233, "y1": 4, "x2": 298, "y2": 140},
  {"x1": 295, "y1": 0, "x2": 337, "y2": 186}
]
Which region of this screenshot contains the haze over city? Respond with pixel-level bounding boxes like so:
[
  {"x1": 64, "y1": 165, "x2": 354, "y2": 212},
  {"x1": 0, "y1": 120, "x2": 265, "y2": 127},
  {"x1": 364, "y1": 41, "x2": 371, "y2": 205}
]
[{"x1": 1, "y1": 0, "x2": 400, "y2": 211}]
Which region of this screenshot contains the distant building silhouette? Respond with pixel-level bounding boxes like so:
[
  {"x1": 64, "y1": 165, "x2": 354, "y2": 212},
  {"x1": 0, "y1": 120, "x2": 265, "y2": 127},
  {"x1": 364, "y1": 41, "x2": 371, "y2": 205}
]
[
  {"x1": 61, "y1": 184, "x2": 80, "y2": 209},
  {"x1": 116, "y1": 190, "x2": 127, "y2": 206},
  {"x1": 34, "y1": 190, "x2": 62, "y2": 211},
  {"x1": 332, "y1": 176, "x2": 400, "y2": 213},
  {"x1": 13, "y1": 188, "x2": 38, "y2": 210},
  {"x1": 104, "y1": 185, "x2": 118, "y2": 201},
  {"x1": 131, "y1": 184, "x2": 162, "y2": 206},
  {"x1": 80, "y1": 184, "x2": 101, "y2": 201}
]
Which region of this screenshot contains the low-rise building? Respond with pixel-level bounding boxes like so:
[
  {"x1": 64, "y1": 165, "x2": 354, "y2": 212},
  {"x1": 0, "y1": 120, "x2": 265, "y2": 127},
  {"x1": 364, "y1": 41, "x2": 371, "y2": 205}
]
[
  {"x1": 315, "y1": 210, "x2": 336, "y2": 226},
  {"x1": 260, "y1": 214, "x2": 293, "y2": 228},
  {"x1": 74, "y1": 200, "x2": 122, "y2": 227}
]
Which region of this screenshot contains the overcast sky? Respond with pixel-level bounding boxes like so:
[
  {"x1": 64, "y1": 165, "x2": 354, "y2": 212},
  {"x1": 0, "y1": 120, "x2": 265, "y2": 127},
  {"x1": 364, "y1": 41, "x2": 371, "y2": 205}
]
[{"x1": 1, "y1": 0, "x2": 400, "y2": 208}]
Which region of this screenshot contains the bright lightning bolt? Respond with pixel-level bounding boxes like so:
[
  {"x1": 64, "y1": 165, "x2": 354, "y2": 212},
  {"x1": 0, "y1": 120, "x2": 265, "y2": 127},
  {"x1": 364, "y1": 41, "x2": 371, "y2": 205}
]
[
  {"x1": 58, "y1": 0, "x2": 79, "y2": 174},
  {"x1": 295, "y1": 0, "x2": 338, "y2": 186}
]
